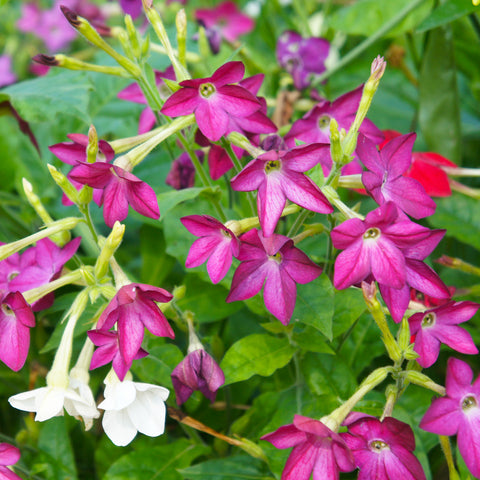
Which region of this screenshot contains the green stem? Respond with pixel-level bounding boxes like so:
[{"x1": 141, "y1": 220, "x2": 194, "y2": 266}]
[
  {"x1": 292, "y1": 0, "x2": 313, "y2": 36},
  {"x1": 439, "y1": 435, "x2": 461, "y2": 480},
  {"x1": 287, "y1": 210, "x2": 311, "y2": 237}
]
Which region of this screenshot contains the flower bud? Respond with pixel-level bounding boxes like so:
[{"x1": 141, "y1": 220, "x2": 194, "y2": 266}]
[
  {"x1": 94, "y1": 222, "x2": 125, "y2": 280},
  {"x1": 47, "y1": 164, "x2": 81, "y2": 205}
]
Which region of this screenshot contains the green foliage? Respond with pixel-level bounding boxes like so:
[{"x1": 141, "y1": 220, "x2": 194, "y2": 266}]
[{"x1": 417, "y1": 0, "x2": 480, "y2": 32}]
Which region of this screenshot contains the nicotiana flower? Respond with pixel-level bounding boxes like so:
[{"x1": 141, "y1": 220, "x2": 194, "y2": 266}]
[
  {"x1": 0, "y1": 443, "x2": 22, "y2": 480},
  {"x1": 408, "y1": 301, "x2": 479, "y2": 368},
  {"x1": 119, "y1": 0, "x2": 142, "y2": 19},
  {"x1": 98, "y1": 372, "x2": 169, "y2": 446},
  {"x1": 231, "y1": 143, "x2": 333, "y2": 237},
  {"x1": 420, "y1": 358, "x2": 480, "y2": 478},
  {"x1": 341, "y1": 413, "x2": 426, "y2": 480},
  {"x1": 165, "y1": 151, "x2": 203, "y2": 190},
  {"x1": 226, "y1": 229, "x2": 322, "y2": 324},
  {"x1": 161, "y1": 61, "x2": 261, "y2": 142},
  {"x1": 276, "y1": 31, "x2": 330, "y2": 90},
  {"x1": 261, "y1": 414, "x2": 355, "y2": 480},
  {"x1": 0, "y1": 55, "x2": 16, "y2": 88},
  {"x1": 358, "y1": 133, "x2": 436, "y2": 219},
  {"x1": 195, "y1": 1, "x2": 254, "y2": 54},
  {"x1": 181, "y1": 215, "x2": 240, "y2": 284},
  {"x1": 0, "y1": 292, "x2": 35, "y2": 371},
  {"x1": 96, "y1": 283, "x2": 174, "y2": 369}
]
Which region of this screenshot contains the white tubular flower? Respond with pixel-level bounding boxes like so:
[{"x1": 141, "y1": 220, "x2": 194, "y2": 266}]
[{"x1": 98, "y1": 370, "x2": 169, "y2": 446}]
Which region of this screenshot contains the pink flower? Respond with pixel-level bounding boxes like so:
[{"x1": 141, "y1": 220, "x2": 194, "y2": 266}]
[
  {"x1": 181, "y1": 215, "x2": 240, "y2": 284},
  {"x1": 171, "y1": 349, "x2": 225, "y2": 404},
  {"x1": 231, "y1": 143, "x2": 333, "y2": 237},
  {"x1": 0, "y1": 55, "x2": 16, "y2": 87},
  {"x1": 261, "y1": 415, "x2": 355, "y2": 480},
  {"x1": 358, "y1": 133, "x2": 436, "y2": 219},
  {"x1": 226, "y1": 229, "x2": 322, "y2": 324},
  {"x1": 161, "y1": 61, "x2": 261, "y2": 141},
  {"x1": 69, "y1": 162, "x2": 160, "y2": 228},
  {"x1": 342, "y1": 414, "x2": 426, "y2": 480},
  {"x1": 96, "y1": 284, "x2": 174, "y2": 369},
  {"x1": 0, "y1": 292, "x2": 35, "y2": 371},
  {"x1": 88, "y1": 329, "x2": 148, "y2": 381},
  {"x1": 0, "y1": 443, "x2": 22, "y2": 480},
  {"x1": 420, "y1": 358, "x2": 480, "y2": 478},
  {"x1": 119, "y1": 0, "x2": 142, "y2": 19},
  {"x1": 408, "y1": 301, "x2": 479, "y2": 368}
]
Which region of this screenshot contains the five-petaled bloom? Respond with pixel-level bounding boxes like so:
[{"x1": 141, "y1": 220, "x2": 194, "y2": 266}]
[
  {"x1": 226, "y1": 229, "x2": 322, "y2": 324},
  {"x1": 342, "y1": 413, "x2": 426, "y2": 480},
  {"x1": 408, "y1": 301, "x2": 479, "y2": 368},
  {"x1": 261, "y1": 414, "x2": 355, "y2": 480},
  {"x1": 161, "y1": 61, "x2": 261, "y2": 142},
  {"x1": 420, "y1": 358, "x2": 480, "y2": 478}
]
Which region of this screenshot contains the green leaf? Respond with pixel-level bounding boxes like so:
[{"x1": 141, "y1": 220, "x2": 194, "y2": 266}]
[
  {"x1": 34, "y1": 417, "x2": 78, "y2": 480},
  {"x1": 104, "y1": 440, "x2": 210, "y2": 480},
  {"x1": 1, "y1": 71, "x2": 93, "y2": 123},
  {"x1": 179, "y1": 456, "x2": 273, "y2": 480},
  {"x1": 417, "y1": 0, "x2": 480, "y2": 32},
  {"x1": 332, "y1": 287, "x2": 366, "y2": 338},
  {"x1": 419, "y1": 25, "x2": 461, "y2": 163},
  {"x1": 428, "y1": 193, "x2": 480, "y2": 251},
  {"x1": 293, "y1": 274, "x2": 334, "y2": 340},
  {"x1": 220, "y1": 334, "x2": 296, "y2": 385},
  {"x1": 328, "y1": 0, "x2": 433, "y2": 37},
  {"x1": 292, "y1": 326, "x2": 335, "y2": 354}
]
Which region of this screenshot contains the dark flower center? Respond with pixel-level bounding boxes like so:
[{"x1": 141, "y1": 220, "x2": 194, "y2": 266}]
[
  {"x1": 1, "y1": 304, "x2": 13, "y2": 316},
  {"x1": 370, "y1": 440, "x2": 388, "y2": 451},
  {"x1": 220, "y1": 229, "x2": 232, "y2": 239},
  {"x1": 265, "y1": 160, "x2": 281, "y2": 173},
  {"x1": 318, "y1": 115, "x2": 331, "y2": 130},
  {"x1": 363, "y1": 227, "x2": 380, "y2": 240},
  {"x1": 421, "y1": 312, "x2": 436, "y2": 327},
  {"x1": 462, "y1": 395, "x2": 477, "y2": 411},
  {"x1": 269, "y1": 252, "x2": 282, "y2": 264},
  {"x1": 7, "y1": 271, "x2": 19, "y2": 281},
  {"x1": 199, "y1": 82, "x2": 216, "y2": 98}
]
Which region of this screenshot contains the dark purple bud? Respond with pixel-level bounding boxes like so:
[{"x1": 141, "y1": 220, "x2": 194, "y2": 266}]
[
  {"x1": 260, "y1": 134, "x2": 286, "y2": 152},
  {"x1": 166, "y1": 151, "x2": 203, "y2": 190},
  {"x1": 32, "y1": 54, "x2": 59, "y2": 67}
]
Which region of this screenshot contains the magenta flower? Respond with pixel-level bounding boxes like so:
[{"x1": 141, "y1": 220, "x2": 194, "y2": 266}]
[
  {"x1": 0, "y1": 55, "x2": 16, "y2": 87},
  {"x1": 0, "y1": 292, "x2": 35, "y2": 371},
  {"x1": 342, "y1": 414, "x2": 426, "y2": 480},
  {"x1": 408, "y1": 301, "x2": 479, "y2": 368},
  {"x1": 69, "y1": 162, "x2": 160, "y2": 228},
  {"x1": 226, "y1": 229, "x2": 322, "y2": 324},
  {"x1": 0, "y1": 443, "x2": 22, "y2": 480},
  {"x1": 161, "y1": 61, "x2": 261, "y2": 142},
  {"x1": 97, "y1": 283, "x2": 174, "y2": 369},
  {"x1": 118, "y1": 67, "x2": 176, "y2": 134},
  {"x1": 358, "y1": 133, "x2": 436, "y2": 219},
  {"x1": 420, "y1": 358, "x2": 480, "y2": 478},
  {"x1": 231, "y1": 143, "x2": 333, "y2": 237},
  {"x1": 165, "y1": 151, "x2": 202, "y2": 190},
  {"x1": 171, "y1": 349, "x2": 225, "y2": 404},
  {"x1": 181, "y1": 215, "x2": 240, "y2": 284},
  {"x1": 195, "y1": 1, "x2": 254, "y2": 53},
  {"x1": 88, "y1": 329, "x2": 148, "y2": 381},
  {"x1": 261, "y1": 414, "x2": 355, "y2": 480},
  {"x1": 276, "y1": 31, "x2": 330, "y2": 90},
  {"x1": 195, "y1": 131, "x2": 238, "y2": 179},
  {"x1": 119, "y1": 0, "x2": 142, "y2": 19}
]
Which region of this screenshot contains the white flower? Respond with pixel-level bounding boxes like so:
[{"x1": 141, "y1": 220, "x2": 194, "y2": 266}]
[
  {"x1": 67, "y1": 374, "x2": 100, "y2": 430},
  {"x1": 98, "y1": 373, "x2": 169, "y2": 446}
]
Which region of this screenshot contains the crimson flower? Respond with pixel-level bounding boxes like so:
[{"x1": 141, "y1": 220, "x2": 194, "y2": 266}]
[
  {"x1": 226, "y1": 229, "x2": 322, "y2": 324},
  {"x1": 161, "y1": 61, "x2": 261, "y2": 142}
]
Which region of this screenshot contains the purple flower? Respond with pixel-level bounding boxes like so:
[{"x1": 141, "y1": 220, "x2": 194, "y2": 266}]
[
  {"x1": 342, "y1": 414, "x2": 426, "y2": 480},
  {"x1": 165, "y1": 151, "x2": 202, "y2": 190},
  {"x1": 171, "y1": 349, "x2": 225, "y2": 404},
  {"x1": 161, "y1": 61, "x2": 261, "y2": 142},
  {"x1": 119, "y1": 0, "x2": 143, "y2": 19},
  {"x1": 0, "y1": 55, "x2": 16, "y2": 87},
  {"x1": 195, "y1": 132, "x2": 237, "y2": 179},
  {"x1": 0, "y1": 292, "x2": 35, "y2": 371},
  {"x1": 181, "y1": 215, "x2": 240, "y2": 284},
  {"x1": 0, "y1": 443, "x2": 22, "y2": 480},
  {"x1": 195, "y1": 1, "x2": 254, "y2": 53},
  {"x1": 420, "y1": 358, "x2": 480, "y2": 478},
  {"x1": 408, "y1": 301, "x2": 479, "y2": 368},
  {"x1": 284, "y1": 86, "x2": 384, "y2": 174},
  {"x1": 69, "y1": 162, "x2": 160, "y2": 228},
  {"x1": 231, "y1": 143, "x2": 333, "y2": 237},
  {"x1": 261, "y1": 414, "x2": 355, "y2": 480},
  {"x1": 358, "y1": 133, "x2": 436, "y2": 219},
  {"x1": 97, "y1": 283, "x2": 174, "y2": 369},
  {"x1": 226, "y1": 229, "x2": 322, "y2": 324},
  {"x1": 276, "y1": 31, "x2": 330, "y2": 90},
  {"x1": 117, "y1": 67, "x2": 176, "y2": 134},
  {"x1": 88, "y1": 329, "x2": 148, "y2": 381}
]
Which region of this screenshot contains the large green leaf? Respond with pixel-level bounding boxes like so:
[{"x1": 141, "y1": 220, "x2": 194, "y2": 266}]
[
  {"x1": 179, "y1": 456, "x2": 273, "y2": 480},
  {"x1": 419, "y1": 25, "x2": 461, "y2": 163},
  {"x1": 293, "y1": 274, "x2": 334, "y2": 340},
  {"x1": 220, "y1": 334, "x2": 296, "y2": 385},
  {"x1": 103, "y1": 440, "x2": 210, "y2": 480},
  {"x1": 332, "y1": 287, "x2": 366, "y2": 338},
  {"x1": 417, "y1": 0, "x2": 480, "y2": 32}
]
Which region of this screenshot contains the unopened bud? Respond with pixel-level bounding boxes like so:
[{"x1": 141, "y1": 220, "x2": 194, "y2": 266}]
[
  {"x1": 176, "y1": 9, "x2": 187, "y2": 67},
  {"x1": 236, "y1": 437, "x2": 268, "y2": 462},
  {"x1": 125, "y1": 15, "x2": 141, "y2": 59},
  {"x1": 402, "y1": 370, "x2": 445, "y2": 396},
  {"x1": 329, "y1": 118, "x2": 343, "y2": 165},
  {"x1": 48, "y1": 164, "x2": 80, "y2": 205},
  {"x1": 94, "y1": 222, "x2": 125, "y2": 280},
  {"x1": 398, "y1": 317, "x2": 411, "y2": 351}
]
